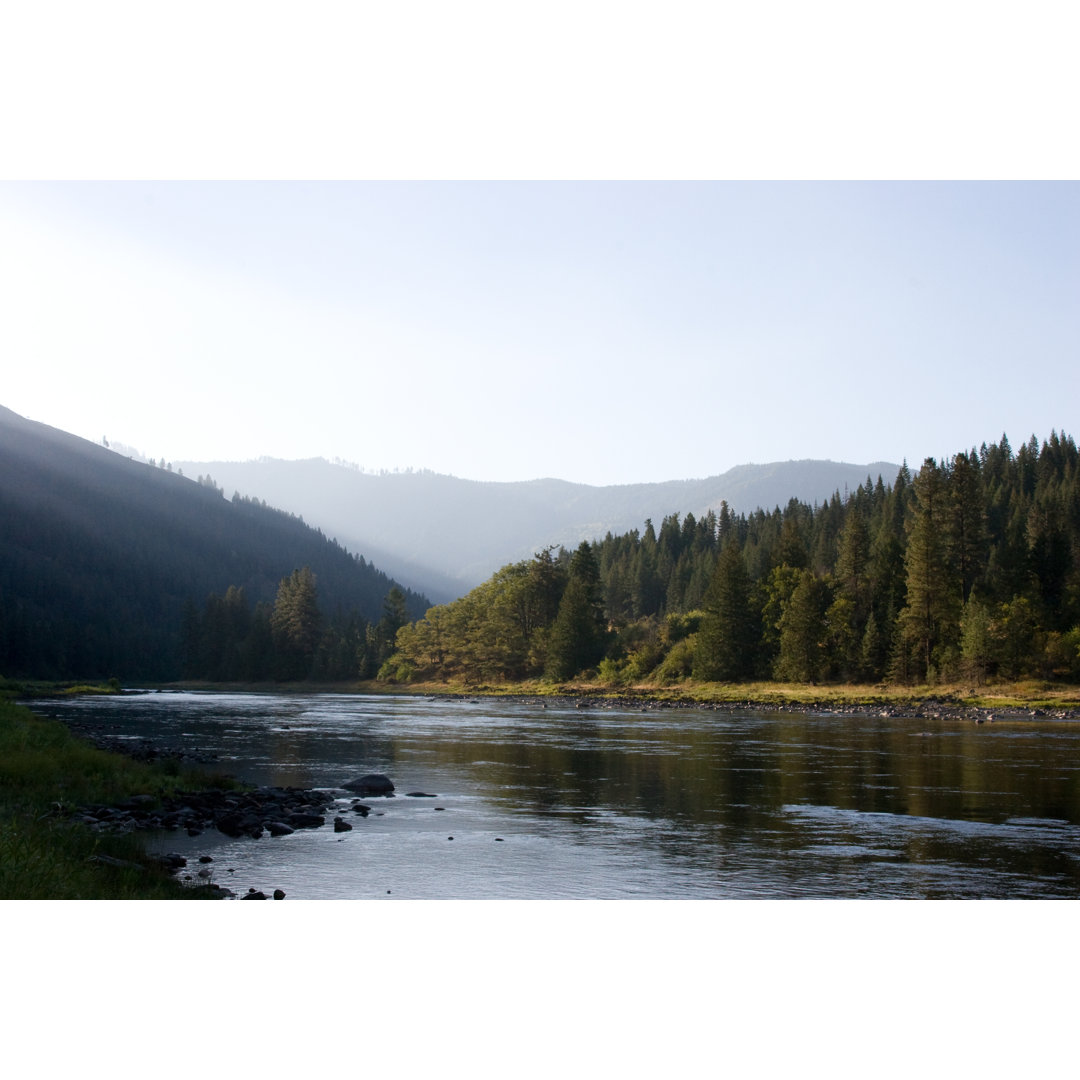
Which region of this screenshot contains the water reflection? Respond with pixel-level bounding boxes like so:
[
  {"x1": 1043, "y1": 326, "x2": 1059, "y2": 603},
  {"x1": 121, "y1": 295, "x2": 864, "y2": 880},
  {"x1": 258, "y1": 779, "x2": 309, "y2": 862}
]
[{"x1": 35, "y1": 692, "x2": 1080, "y2": 899}]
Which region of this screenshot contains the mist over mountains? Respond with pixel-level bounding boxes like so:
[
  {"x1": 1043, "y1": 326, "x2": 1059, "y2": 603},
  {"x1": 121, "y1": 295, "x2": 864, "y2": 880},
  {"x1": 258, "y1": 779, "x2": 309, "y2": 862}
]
[
  {"x1": 175, "y1": 456, "x2": 902, "y2": 603},
  {"x1": 0, "y1": 405, "x2": 427, "y2": 680}
]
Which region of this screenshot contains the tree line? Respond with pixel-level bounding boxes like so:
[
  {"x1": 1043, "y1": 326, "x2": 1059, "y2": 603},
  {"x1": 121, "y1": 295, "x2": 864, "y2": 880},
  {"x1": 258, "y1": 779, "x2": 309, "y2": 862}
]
[
  {"x1": 181, "y1": 569, "x2": 412, "y2": 682},
  {"x1": 385, "y1": 431, "x2": 1080, "y2": 686},
  {"x1": 0, "y1": 404, "x2": 428, "y2": 681}
]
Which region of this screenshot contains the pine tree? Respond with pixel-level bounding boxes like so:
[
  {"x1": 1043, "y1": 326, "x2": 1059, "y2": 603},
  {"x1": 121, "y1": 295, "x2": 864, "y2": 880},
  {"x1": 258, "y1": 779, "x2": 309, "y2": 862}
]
[
  {"x1": 898, "y1": 459, "x2": 961, "y2": 680},
  {"x1": 546, "y1": 542, "x2": 607, "y2": 680},
  {"x1": 959, "y1": 592, "x2": 994, "y2": 686},
  {"x1": 694, "y1": 542, "x2": 758, "y2": 681},
  {"x1": 775, "y1": 570, "x2": 831, "y2": 683},
  {"x1": 271, "y1": 567, "x2": 321, "y2": 679},
  {"x1": 948, "y1": 450, "x2": 986, "y2": 604},
  {"x1": 376, "y1": 586, "x2": 409, "y2": 666}
]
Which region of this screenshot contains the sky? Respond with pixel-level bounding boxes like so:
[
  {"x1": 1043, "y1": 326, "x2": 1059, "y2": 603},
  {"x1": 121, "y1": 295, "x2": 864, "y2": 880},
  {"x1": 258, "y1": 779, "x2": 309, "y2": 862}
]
[{"x1": 1, "y1": 180, "x2": 1076, "y2": 485}]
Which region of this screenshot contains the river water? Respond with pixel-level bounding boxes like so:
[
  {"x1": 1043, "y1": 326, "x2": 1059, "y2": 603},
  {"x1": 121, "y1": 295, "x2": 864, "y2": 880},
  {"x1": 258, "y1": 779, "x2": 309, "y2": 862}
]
[{"x1": 37, "y1": 691, "x2": 1080, "y2": 899}]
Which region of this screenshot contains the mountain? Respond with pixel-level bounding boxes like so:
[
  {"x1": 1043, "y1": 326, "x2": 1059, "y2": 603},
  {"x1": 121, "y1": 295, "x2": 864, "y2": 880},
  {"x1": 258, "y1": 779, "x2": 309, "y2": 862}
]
[
  {"x1": 0, "y1": 405, "x2": 428, "y2": 680},
  {"x1": 174, "y1": 456, "x2": 902, "y2": 602}
]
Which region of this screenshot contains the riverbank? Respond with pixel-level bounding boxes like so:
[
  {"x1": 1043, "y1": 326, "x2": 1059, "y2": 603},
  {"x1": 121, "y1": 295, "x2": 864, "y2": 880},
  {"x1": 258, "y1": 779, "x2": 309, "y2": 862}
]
[
  {"x1": 0, "y1": 698, "x2": 241, "y2": 899},
  {"x1": 352, "y1": 677, "x2": 1080, "y2": 721},
  {"x1": 56, "y1": 674, "x2": 1080, "y2": 722}
]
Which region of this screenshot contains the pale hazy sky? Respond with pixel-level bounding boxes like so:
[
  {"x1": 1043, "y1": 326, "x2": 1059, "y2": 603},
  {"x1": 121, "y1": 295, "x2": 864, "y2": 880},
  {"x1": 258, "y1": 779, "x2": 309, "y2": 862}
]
[{"x1": 1, "y1": 180, "x2": 1076, "y2": 485}]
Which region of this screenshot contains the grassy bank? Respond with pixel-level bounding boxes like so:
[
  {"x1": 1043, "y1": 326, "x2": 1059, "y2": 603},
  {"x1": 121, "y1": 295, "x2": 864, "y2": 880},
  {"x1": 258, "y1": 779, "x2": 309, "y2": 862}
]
[
  {"x1": 360, "y1": 676, "x2": 1080, "y2": 713},
  {"x1": 0, "y1": 698, "x2": 232, "y2": 899},
  {"x1": 81, "y1": 674, "x2": 1080, "y2": 714}
]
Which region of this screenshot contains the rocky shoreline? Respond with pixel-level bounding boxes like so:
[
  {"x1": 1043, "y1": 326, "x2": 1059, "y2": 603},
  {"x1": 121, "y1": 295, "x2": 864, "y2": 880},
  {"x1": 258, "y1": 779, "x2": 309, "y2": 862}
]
[
  {"x1": 61, "y1": 714, "x2": 402, "y2": 898},
  {"x1": 70, "y1": 783, "x2": 383, "y2": 899},
  {"x1": 436, "y1": 691, "x2": 1080, "y2": 723}
]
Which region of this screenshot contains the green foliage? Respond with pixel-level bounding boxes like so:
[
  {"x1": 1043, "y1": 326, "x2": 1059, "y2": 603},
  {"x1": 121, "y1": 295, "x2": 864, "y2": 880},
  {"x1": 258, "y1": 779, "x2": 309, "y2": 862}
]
[
  {"x1": 959, "y1": 593, "x2": 994, "y2": 685},
  {"x1": 1044, "y1": 627, "x2": 1080, "y2": 681},
  {"x1": 596, "y1": 657, "x2": 632, "y2": 686},
  {"x1": 391, "y1": 550, "x2": 572, "y2": 684},
  {"x1": 653, "y1": 637, "x2": 697, "y2": 684},
  {"x1": 694, "y1": 542, "x2": 757, "y2": 681},
  {"x1": 272, "y1": 567, "x2": 322, "y2": 678},
  {"x1": 181, "y1": 568, "x2": 386, "y2": 682},
  {"x1": 897, "y1": 458, "x2": 962, "y2": 679},
  {"x1": 0, "y1": 700, "x2": 228, "y2": 899},
  {"x1": 546, "y1": 543, "x2": 609, "y2": 680},
  {"x1": 0, "y1": 407, "x2": 429, "y2": 682},
  {"x1": 774, "y1": 570, "x2": 831, "y2": 683},
  {"x1": 388, "y1": 430, "x2": 1080, "y2": 689}
]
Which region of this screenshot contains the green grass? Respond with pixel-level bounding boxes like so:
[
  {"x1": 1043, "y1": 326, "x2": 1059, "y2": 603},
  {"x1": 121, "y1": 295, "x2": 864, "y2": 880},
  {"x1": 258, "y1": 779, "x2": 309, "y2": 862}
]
[
  {"x1": 0, "y1": 699, "x2": 234, "y2": 899},
  {"x1": 369, "y1": 675, "x2": 1080, "y2": 712},
  {"x1": 0, "y1": 677, "x2": 122, "y2": 700}
]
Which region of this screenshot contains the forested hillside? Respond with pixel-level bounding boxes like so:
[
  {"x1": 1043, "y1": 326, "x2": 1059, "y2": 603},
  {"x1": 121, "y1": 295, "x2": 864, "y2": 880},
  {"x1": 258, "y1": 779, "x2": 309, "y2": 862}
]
[
  {"x1": 0, "y1": 406, "x2": 427, "y2": 681},
  {"x1": 174, "y1": 455, "x2": 899, "y2": 601},
  {"x1": 387, "y1": 432, "x2": 1080, "y2": 687}
]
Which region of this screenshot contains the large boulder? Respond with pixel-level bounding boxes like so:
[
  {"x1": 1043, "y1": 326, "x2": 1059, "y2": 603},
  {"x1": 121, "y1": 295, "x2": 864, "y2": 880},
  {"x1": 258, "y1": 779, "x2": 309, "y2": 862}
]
[{"x1": 343, "y1": 773, "x2": 395, "y2": 797}]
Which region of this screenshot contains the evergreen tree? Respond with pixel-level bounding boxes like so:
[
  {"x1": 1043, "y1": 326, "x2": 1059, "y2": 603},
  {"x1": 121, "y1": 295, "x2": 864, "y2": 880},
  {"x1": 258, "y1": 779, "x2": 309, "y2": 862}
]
[
  {"x1": 948, "y1": 450, "x2": 987, "y2": 604},
  {"x1": 546, "y1": 542, "x2": 607, "y2": 680},
  {"x1": 959, "y1": 592, "x2": 994, "y2": 686},
  {"x1": 775, "y1": 570, "x2": 831, "y2": 683},
  {"x1": 897, "y1": 459, "x2": 961, "y2": 680},
  {"x1": 377, "y1": 586, "x2": 409, "y2": 665},
  {"x1": 694, "y1": 542, "x2": 758, "y2": 681},
  {"x1": 271, "y1": 567, "x2": 321, "y2": 679}
]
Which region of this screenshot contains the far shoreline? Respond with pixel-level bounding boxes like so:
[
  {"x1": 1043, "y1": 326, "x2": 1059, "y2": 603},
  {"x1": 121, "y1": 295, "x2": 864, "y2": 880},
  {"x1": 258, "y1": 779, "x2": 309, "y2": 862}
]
[{"x1": 22, "y1": 677, "x2": 1080, "y2": 723}]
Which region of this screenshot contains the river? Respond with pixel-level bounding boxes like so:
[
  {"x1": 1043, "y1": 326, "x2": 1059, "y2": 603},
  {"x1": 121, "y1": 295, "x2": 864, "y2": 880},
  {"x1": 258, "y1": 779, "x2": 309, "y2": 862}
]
[{"x1": 37, "y1": 690, "x2": 1080, "y2": 899}]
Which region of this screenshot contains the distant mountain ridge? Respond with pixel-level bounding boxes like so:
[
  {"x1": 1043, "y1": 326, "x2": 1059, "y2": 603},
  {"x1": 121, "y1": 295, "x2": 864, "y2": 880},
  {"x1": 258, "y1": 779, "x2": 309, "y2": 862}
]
[
  {"x1": 175, "y1": 456, "x2": 902, "y2": 603},
  {"x1": 0, "y1": 405, "x2": 427, "y2": 680}
]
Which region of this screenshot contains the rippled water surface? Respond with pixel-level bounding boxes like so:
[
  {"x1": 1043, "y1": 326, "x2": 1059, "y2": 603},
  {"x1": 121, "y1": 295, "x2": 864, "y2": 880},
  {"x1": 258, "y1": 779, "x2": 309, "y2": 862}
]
[{"x1": 39, "y1": 692, "x2": 1080, "y2": 899}]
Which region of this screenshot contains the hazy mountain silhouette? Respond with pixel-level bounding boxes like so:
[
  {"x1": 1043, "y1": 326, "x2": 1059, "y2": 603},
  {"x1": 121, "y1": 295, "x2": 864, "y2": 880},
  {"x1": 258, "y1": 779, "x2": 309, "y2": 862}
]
[
  {"x1": 175, "y1": 456, "x2": 902, "y2": 603},
  {"x1": 0, "y1": 405, "x2": 427, "y2": 680}
]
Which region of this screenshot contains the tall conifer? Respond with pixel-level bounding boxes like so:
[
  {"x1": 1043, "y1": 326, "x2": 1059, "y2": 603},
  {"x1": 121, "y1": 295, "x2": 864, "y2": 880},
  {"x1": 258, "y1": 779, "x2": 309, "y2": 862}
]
[{"x1": 694, "y1": 542, "x2": 758, "y2": 681}]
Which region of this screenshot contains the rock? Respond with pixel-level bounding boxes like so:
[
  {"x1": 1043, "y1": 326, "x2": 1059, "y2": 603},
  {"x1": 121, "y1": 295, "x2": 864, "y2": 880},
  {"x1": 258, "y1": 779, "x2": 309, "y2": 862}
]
[
  {"x1": 199, "y1": 855, "x2": 214, "y2": 863},
  {"x1": 158, "y1": 853, "x2": 187, "y2": 869},
  {"x1": 288, "y1": 813, "x2": 325, "y2": 829},
  {"x1": 267, "y1": 821, "x2": 295, "y2": 836},
  {"x1": 242, "y1": 890, "x2": 267, "y2": 900},
  {"x1": 353, "y1": 804, "x2": 371, "y2": 816},
  {"x1": 216, "y1": 812, "x2": 247, "y2": 838},
  {"x1": 334, "y1": 817, "x2": 353, "y2": 832},
  {"x1": 273, "y1": 889, "x2": 286, "y2": 900},
  {"x1": 343, "y1": 773, "x2": 395, "y2": 796},
  {"x1": 405, "y1": 792, "x2": 438, "y2": 798}
]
